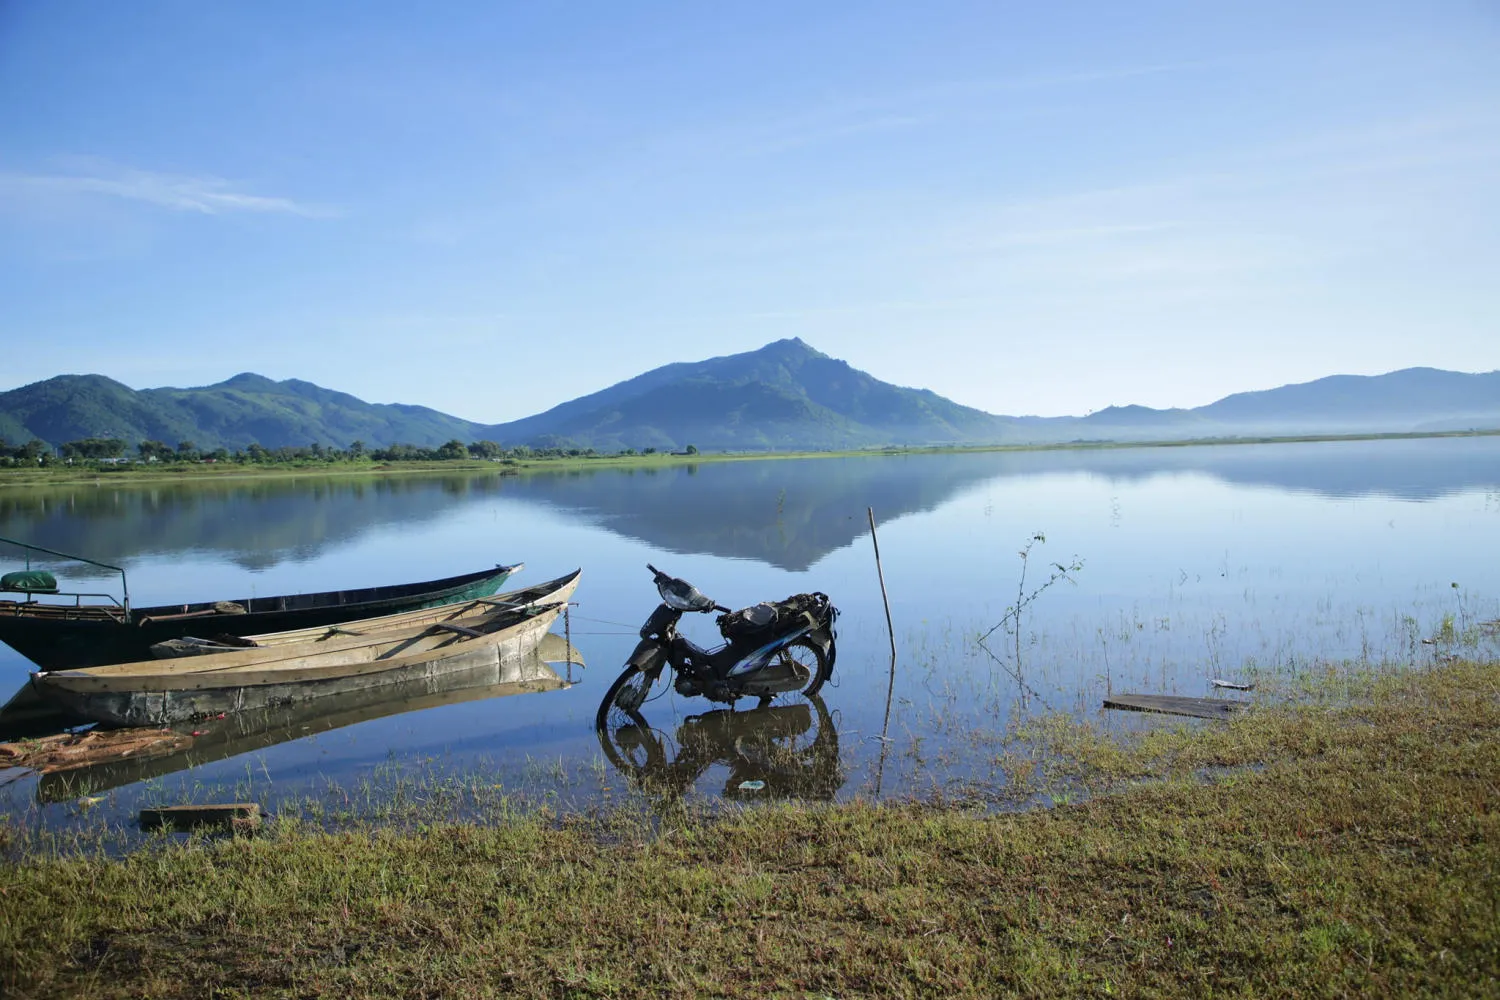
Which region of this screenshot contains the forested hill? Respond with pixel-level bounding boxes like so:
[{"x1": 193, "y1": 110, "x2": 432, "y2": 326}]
[
  {"x1": 2, "y1": 344, "x2": 1498, "y2": 454},
  {"x1": 477, "y1": 338, "x2": 1017, "y2": 451},
  {"x1": 0, "y1": 373, "x2": 484, "y2": 453}
]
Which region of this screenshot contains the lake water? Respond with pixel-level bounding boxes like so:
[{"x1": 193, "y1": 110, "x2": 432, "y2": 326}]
[{"x1": 3, "y1": 437, "x2": 1499, "y2": 831}]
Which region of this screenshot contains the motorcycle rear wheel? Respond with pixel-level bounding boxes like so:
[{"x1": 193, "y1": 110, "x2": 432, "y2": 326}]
[
  {"x1": 596, "y1": 663, "x2": 667, "y2": 731},
  {"x1": 751, "y1": 637, "x2": 831, "y2": 704}
]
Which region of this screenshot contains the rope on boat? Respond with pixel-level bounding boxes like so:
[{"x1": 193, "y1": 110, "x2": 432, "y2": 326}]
[
  {"x1": 570, "y1": 614, "x2": 642, "y2": 630},
  {"x1": 563, "y1": 602, "x2": 576, "y2": 671}
]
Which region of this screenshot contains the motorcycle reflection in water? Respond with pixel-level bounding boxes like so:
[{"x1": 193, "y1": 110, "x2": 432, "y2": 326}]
[{"x1": 597, "y1": 694, "x2": 843, "y2": 803}]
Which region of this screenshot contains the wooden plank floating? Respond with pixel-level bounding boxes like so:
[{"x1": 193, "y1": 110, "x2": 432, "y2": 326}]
[
  {"x1": 1104, "y1": 694, "x2": 1250, "y2": 720},
  {"x1": 0, "y1": 727, "x2": 193, "y2": 773},
  {"x1": 139, "y1": 803, "x2": 262, "y2": 833}
]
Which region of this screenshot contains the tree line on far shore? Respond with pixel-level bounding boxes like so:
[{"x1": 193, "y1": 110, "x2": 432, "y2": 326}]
[{"x1": 0, "y1": 436, "x2": 698, "y2": 468}]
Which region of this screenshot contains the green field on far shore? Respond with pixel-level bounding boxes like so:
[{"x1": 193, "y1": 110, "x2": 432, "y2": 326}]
[{"x1": 2, "y1": 428, "x2": 1496, "y2": 489}]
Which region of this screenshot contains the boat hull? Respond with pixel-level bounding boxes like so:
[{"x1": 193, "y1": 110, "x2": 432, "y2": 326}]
[
  {"x1": 33, "y1": 593, "x2": 570, "y2": 727},
  {"x1": 0, "y1": 564, "x2": 519, "y2": 670},
  {"x1": 35, "y1": 654, "x2": 572, "y2": 802}
]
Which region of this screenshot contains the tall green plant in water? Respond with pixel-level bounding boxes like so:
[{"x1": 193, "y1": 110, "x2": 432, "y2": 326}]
[{"x1": 978, "y1": 532, "x2": 1083, "y2": 704}]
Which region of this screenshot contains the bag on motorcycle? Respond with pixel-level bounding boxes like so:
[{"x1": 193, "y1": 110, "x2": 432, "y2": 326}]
[{"x1": 718, "y1": 592, "x2": 835, "y2": 646}]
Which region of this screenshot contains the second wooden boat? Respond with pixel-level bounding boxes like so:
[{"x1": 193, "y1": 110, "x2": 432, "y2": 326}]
[
  {"x1": 30, "y1": 570, "x2": 580, "y2": 727},
  {"x1": 149, "y1": 573, "x2": 568, "y2": 656},
  {"x1": 0, "y1": 537, "x2": 523, "y2": 670}
]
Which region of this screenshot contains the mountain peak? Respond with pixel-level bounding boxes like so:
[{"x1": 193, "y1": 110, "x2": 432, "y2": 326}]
[
  {"x1": 216, "y1": 372, "x2": 280, "y2": 391},
  {"x1": 36, "y1": 373, "x2": 135, "y2": 391},
  {"x1": 478, "y1": 338, "x2": 1004, "y2": 450},
  {"x1": 758, "y1": 337, "x2": 825, "y2": 360}
]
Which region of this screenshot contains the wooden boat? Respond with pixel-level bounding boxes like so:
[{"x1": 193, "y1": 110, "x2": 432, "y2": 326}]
[
  {"x1": 149, "y1": 573, "x2": 557, "y2": 656},
  {"x1": 0, "y1": 630, "x2": 582, "y2": 741},
  {"x1": 29, "y1": 570, "x2": 580, "y2": 727},
  {"x1": 0, "y1": 537, "x2": 521, "y2": 669},
  {"x1": 30, "y1": 636, "x2": 582, "y2": 802}
]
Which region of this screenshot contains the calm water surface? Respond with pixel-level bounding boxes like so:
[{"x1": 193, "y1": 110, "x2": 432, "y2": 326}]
[{"x1": 2, "y1": 437, "x2": 1498, "y2": 828}]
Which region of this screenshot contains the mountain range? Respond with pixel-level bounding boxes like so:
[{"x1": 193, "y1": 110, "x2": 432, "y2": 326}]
[{"x1": 3, "y1": 339, "x2": 1498, "y2": 452}]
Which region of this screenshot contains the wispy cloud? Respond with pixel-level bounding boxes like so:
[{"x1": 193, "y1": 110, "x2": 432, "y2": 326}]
[
  {"x1": 923, "y1": 104, "x2": 1500, "y2": 282},
  {"x1": 0, "y1": 159, "x2": 333, "y2": 218}
]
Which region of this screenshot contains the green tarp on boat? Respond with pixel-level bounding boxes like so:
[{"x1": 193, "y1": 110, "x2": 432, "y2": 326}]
[{"x1": 0, "y1": 570, "x2": 58, "y2": 594}]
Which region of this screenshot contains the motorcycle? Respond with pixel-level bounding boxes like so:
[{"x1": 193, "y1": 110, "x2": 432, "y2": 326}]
[
  {"x1": 597, "y1": 694, "x2": 843, "y2": 803},
  {"x1": 595, "y1": 564, "x2": 839, "y2": 729}
]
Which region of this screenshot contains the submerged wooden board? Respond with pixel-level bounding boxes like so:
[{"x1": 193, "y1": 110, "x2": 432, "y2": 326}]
[{"x1": 1104, "y1": 694, "x2": 1250, "y2": 720}]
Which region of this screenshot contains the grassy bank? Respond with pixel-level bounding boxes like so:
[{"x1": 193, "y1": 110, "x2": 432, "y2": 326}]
[
  {"x1": 3, "y1": 659, "x2": 1496, "y2": 998},
  {"x1": 3, "y1": 428, "x2": 1497, "y2": 488},
  {"x1": 0, "y1": 451, "x2": 764, "y2": 487}
]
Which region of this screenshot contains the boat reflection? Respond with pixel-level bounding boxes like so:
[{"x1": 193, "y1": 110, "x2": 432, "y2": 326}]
[
  {"x1": 0, "y1": 682, "x2": 90, "y2": 741},
  {"x1": 597, "y1": 694, "x2": 843, "y2": 802},
  {"x1": 11, "y1": 634, "x2": 580, "y2": 804}
]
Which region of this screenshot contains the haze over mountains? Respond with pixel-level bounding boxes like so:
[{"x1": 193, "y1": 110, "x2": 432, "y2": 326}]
[{"x1": 3, "y1": 339, "x2": 1498, "y2": 453}]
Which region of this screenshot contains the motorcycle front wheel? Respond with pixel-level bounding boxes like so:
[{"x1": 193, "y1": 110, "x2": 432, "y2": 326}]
[
  {"x1": 596, "y1": 663, "x2": 668, "y2": 731},
  {"x1": 596, "y1": 706, "x2": 669, "y2": 780}
]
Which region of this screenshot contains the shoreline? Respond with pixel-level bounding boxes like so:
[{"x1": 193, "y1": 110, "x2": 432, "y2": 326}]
[
  {"x1": 2, "y1": 656, "x2": 1495, "y2": 997},
  {"x1": 2, "y1": 427, "x2": 1496, "y2": 489}
]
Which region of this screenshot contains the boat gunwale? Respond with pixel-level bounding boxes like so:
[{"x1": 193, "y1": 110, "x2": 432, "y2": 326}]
[
  {"x1": 35, "y1": 603, "x2": 566, "y2": 693},
  {"x1": 0, "y1": 562, "x2": 524, "y2": 623},
  {"x1": 234, "y1": 570, "x2": 569, "y2": 647}
]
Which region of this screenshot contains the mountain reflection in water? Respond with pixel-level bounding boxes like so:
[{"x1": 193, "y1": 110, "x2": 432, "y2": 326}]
[
  {"x1": 0, "y1": 475, "x2": 506, "y2": 574},
  {"x1": 0, "y1": 438, "x2": 1494, "y2": 575}
]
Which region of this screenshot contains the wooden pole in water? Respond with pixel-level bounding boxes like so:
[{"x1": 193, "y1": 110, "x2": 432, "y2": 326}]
[
  {"x1": 868, "y1": 507, "x2": 896, "y2": 662},
  {"x1": 564, "y1": 602, "x2": 573, "y2": 682},
  {"x1": 869, "y1": 507, "x2": 898, "y2": 800}
]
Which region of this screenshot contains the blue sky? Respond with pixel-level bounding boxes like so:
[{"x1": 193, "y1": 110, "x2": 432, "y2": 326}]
[{"x1": 2, "y1": 1, "x2": 1496, "y2": 421}]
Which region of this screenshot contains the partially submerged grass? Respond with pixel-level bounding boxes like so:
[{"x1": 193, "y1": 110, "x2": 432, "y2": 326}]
[
  {"x1": 2, "y1": 658, "x2": 1497, "y2": 998},
  {"x1": 987, "y1": 660, "x2": 1459, "y2": 805}
]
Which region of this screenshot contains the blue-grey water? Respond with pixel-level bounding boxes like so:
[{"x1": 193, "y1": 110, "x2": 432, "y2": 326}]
[{"x1": 2, "y1": 437, "x2": 1498, "y2": 829}]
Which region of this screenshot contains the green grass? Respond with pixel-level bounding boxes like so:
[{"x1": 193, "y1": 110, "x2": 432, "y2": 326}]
[{"x1": 2, "y1": 658, "x2": 1497, "y2": 998}]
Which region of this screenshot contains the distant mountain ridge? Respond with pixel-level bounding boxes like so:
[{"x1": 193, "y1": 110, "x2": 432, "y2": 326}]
[
  {"x1": 2, "y1": 341, "x2": 1498, "y2": 452},
  {"x1": 1196, "y1": 367, "x2": 1500, "y2": 431},
  {"x1": 0, "y1": 372, "x2": 482, "y2": 452},
  {"x1": 476, "y1": 343, "x2": 1500, "y2": 448}
]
